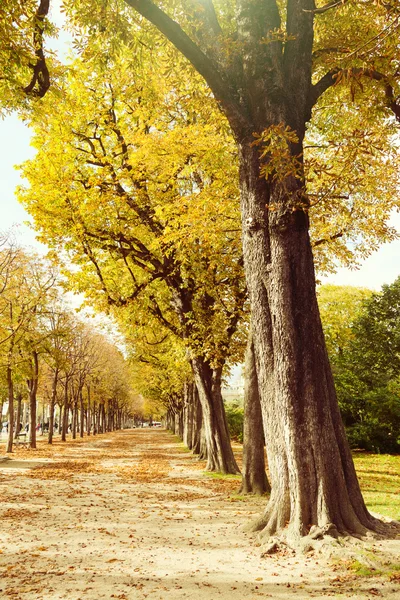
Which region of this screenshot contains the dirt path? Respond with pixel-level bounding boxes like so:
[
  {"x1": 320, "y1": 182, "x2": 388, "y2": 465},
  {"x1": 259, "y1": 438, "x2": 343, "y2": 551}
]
[{"x1": 0, "y1": 429, "x2": 399, "y2": 599}]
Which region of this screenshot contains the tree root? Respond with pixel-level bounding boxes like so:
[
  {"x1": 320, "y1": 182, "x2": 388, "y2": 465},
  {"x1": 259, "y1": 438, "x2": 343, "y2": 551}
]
[{"x1": 251, "y1": 515, "x2": 400, "y2": 556}]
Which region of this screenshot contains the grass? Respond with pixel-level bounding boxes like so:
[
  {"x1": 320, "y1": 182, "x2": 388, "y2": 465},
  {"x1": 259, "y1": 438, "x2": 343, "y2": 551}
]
[
  {"x1": 203, "y1": 471, "x2": 242, "y2": 480},
  {"x1": 353, "y1": 452, "x2": 400, "y2": 521},
  {"x1": 344, "y1": 556, "x2": 400, "y2": 582}
]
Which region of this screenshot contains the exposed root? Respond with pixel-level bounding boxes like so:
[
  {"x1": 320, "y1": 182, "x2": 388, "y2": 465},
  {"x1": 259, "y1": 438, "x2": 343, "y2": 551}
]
[
  {"x1": 249, "y1": 514, "x2": 400, "y2": 556},
  {"x1": 242, "y1": 513, "x2": 270, "y2": 533}
]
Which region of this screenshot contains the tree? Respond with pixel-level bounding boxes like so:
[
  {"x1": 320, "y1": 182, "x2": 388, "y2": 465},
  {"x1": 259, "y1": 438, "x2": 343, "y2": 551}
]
[
  {"x1": 19, "y1": 53, "x2": 246, "y2": 473},
  {"x1": 0, "y1": 247, "x2": 57, "y2": 450},
  {"x1": 15, "y1": 0, "x2": 400, "y2": 541},
  {"x1": 99, "y1": 0, "x2": 400, "y2": 543},
  {"x1": 239, "y1": 328, "x2": 270, "y2": 496}
]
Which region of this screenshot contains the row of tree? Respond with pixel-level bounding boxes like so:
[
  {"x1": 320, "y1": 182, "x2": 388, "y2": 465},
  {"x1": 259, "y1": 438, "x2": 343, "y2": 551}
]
[
  {"x1": 3, "y1": 0, "x2": 400, "y2": 544},
  {"x1": 0, "y1": 235, "x2": 140, "y2": 452}
]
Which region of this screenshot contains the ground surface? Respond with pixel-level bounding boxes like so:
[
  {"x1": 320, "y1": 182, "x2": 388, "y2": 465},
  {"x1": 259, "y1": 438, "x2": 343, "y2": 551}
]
[{"x1": 0, "y1": 429, "x2": 399, "y2": 600}]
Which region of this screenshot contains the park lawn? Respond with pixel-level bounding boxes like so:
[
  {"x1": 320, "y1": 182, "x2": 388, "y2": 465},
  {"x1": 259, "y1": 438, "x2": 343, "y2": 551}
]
[{"x1": 353, "y1": 452, "x2": 400, "y2": 521}]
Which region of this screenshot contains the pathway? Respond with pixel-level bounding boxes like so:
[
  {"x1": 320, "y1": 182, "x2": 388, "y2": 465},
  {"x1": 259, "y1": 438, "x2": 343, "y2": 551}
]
[{"x1": 0, "y1": 429, "x2": 399, "y2": 599}]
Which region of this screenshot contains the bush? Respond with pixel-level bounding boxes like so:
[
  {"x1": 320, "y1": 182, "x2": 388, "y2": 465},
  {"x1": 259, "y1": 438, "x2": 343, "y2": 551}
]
[
  {"x1": 224, "y1": 401, "x2": 244, "y2": 443},
  {"x1": 346, "y1": 421, "x2": 400, "y2": 454}
]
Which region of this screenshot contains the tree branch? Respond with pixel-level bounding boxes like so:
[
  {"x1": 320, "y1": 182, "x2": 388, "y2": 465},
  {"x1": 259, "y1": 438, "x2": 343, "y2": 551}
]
[
  {"x1": 123, "y1": 0, "x2": 247, "y2": 129},
  {"x1": 148, "y1": 294, "x2": 180, "y2": 337},
  {"x1": 309, "y1": 67, "x2": 400, "y2": 121},
  {"x1": 24, "y1": 0, "x2": 51, "y2": 97},
  {"x1": 312, "y1": 231, "x2": 344, "y2": 247},
  {"x1": 196, "y1": 0, "x2": 222, "y2": 35},
  {"x1": 303, "y1": 0, "x2": 350, "y2": 14}
]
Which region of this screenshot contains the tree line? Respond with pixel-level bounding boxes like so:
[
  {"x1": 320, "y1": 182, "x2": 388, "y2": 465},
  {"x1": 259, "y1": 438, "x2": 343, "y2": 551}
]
[
  {"x1": 2, "y1": 0, "x2": 400, "y2": 546},
  {"x1": 0, "y1": 234, "x2": 139, "y2": 452}
]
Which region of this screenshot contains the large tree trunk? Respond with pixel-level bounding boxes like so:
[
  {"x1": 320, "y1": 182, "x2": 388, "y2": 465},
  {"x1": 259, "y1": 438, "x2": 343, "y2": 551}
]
[
  {"x1": 121, "y1": 0, "x2": 389, "y2": 546},
  {"x1": 239, "y1": 141, "x2": 380, "y2": 541},
  {"x1": 48, "y1": 368, "x2": 58, "y2": 445},
  {"x1": 239, "y1": 330, "x2": 270, "y2": 496},
  {"x1": 191, "y1": 358, "x2": 239, "y2": 474}
]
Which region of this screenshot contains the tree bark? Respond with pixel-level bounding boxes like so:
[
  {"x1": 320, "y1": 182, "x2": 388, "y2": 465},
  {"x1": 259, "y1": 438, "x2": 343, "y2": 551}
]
[
  {"x1": 183, "y1": 382, "x2": 193, "y2": 450},
  {"x1": 72, "y1": 400, "x2": 77, "y2": 439},
  {"x1": 191, "y1": 358, "x2": 239, "y2": 473},
  {"x1": 240, "y1": 330, "x2": 270, "y2": 496},
  {"x1": 86, "y1": 385, "x2": 91, "y2": 435}
]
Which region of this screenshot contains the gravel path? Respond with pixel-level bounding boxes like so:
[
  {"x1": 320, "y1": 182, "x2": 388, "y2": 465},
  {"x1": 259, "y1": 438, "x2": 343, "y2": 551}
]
[{"x1": 0, "y1": 429, "x2": 399, "y2": 599}]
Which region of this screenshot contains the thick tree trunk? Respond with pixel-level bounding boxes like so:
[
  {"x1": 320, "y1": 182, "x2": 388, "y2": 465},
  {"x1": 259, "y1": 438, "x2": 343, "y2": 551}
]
[
  {"x1": 239, "y1": 142, "x2": 380, "y2": 540},
  {"x1": 6, "y1": 366, "x2": 14, "y2": 453},
  {"x1": 191, "y1": 358, "x2": 239, "y2": 473},
  {"x1": 239, "y1": 331, "x2": 270, "y2": 496},
  {"x1": 48, "y1": 368, "x2": 58, "y2": 445}
]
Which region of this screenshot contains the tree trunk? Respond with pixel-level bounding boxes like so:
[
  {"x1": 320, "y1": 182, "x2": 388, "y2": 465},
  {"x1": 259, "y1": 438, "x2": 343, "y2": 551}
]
[
  {"x1": 14, "y1": 392, "x2": 22, "y2": 440},
  {"x1": 93, "y1": 401, "x2": 97, "y2": 435},
  {"x1": 191, "y1": 358, "x2": 239, "y2": 473},
  {"x1": 61, "y1": 379, "x2": 69, "y2": 442},
  {"x1": 87, "y1": 385, "x2": 91, "y2": 436},
  {"x1": 6, "y1": 366, "x2": 14, "y2": 453},
  {"x1": 183, "y1": 382, "x2": 193, "y2": 450},
  {"x1": 239, "y1": 330, "x2": 270, "y2": 496},
  {"x1": 191, "y1": 385, "x2": 203, "y2": 455},
  {"x1": 58, "y1": 404, "x2": 63, "y2": 438},
  {"x1": 80, "y1": 390, "x2": 85, "y2": 438},
  {"x1": 48, "y1": 368, "x2": 58, "y2": 445},
  {"x1": 72, "y1": 401, "x2": 77, "y2": 439},
  {"x1": 28, "y1": 350, "x2": 39, "y2": 449},
  {"x1": 239, "y1": 141, "x2": 380, "y2": 540}
]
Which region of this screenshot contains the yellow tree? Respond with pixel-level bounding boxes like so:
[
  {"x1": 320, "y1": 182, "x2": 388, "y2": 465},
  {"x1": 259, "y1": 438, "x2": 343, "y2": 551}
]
[
  {"x1": 16, "y1": 0, "x2": 400, "y2": 542},
  {"x1": 19, "y1": 51, "x2": 247, "y2": 472}
]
